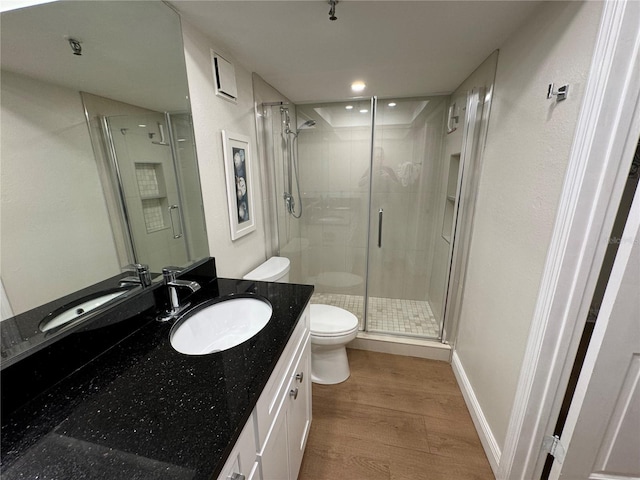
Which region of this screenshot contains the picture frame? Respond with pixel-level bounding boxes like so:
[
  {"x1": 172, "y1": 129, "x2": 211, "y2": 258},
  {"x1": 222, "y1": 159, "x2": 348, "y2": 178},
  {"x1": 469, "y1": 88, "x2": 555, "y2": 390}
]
[{"x1": 221, "y1": 130, "x2": 256, "y2": 240}]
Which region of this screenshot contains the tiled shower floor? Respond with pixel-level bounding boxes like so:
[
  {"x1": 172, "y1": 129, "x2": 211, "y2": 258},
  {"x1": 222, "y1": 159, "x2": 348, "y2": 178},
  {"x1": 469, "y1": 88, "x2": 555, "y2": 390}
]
[{"x1": 310, "y1": 293, "x2": 441, "y2": 338}]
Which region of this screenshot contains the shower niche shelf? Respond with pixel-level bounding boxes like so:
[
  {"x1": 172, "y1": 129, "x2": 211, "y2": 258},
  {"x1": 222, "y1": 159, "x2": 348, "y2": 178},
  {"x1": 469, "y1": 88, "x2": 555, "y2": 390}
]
[
  {"x1": 135, "y1": 162, "x2": 170, "y2": 233},
  {"x1": 442, "y1": 153, "x2": 461, "y2": 244}
]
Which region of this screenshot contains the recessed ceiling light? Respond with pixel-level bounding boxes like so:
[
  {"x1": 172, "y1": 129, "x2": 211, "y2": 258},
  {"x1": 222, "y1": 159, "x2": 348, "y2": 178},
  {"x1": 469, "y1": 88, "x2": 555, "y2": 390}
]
[
  {"x1": 345, "y1": 105, "x2": 353, "y2": 110},
  {"x1": 351, "y1": 81, "x2": 366, "y2": 92},
  {"x1": 360, "y1": 109, "x2": 369, "y2": 113},
  {"x1": 388, "y1": 102, "x2": 397, "y2": 107},
  {"x1": 138, "y1": 124, "x2": 147, "y2": 127}
]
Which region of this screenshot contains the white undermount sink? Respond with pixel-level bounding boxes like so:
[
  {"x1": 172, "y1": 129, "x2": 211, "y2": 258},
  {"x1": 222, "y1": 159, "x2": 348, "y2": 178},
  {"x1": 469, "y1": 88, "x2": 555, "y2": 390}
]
[
  {"x1": 39, "y1": 289, "x2": 130, "y2": 332},
  {"x1": 170, "y1": 296, "x2": 273, "y2": 355}
]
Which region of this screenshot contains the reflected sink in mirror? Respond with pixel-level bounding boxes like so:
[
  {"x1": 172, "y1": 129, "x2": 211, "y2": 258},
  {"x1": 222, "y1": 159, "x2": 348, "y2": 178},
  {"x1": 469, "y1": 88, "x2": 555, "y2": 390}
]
[
  {"x1": 170, "y1": 297, "x2": 273, "y2": 355},
  {"x1": 39, "y1": 288, "x2": 132, "y2": 333}
]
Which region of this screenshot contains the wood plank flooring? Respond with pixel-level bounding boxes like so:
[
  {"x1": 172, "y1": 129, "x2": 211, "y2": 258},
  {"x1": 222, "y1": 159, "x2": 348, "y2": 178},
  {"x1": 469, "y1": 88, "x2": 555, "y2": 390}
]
[{"x1": 298, "y1": 349, "x2": 495, "y2": 480}]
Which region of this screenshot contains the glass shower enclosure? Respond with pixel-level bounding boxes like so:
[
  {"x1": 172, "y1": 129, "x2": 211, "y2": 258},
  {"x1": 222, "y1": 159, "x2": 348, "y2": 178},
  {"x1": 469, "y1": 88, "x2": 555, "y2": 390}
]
[
  {"x1": 103, "y1": 112, "x2": 208, "y2": 273},
  {"x1": 85, "y1": 100, "x2": 209, "y2": 274},
  {"x1": 261, "y1": 96, "x2": 457, "y2": 340}
]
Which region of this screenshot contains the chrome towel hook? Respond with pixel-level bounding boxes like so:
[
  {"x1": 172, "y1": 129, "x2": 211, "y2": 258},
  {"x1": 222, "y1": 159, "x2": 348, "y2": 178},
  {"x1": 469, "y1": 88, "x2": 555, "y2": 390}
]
[{"x1": 547, "y1": 83, "x2": 569, "y2": 101}]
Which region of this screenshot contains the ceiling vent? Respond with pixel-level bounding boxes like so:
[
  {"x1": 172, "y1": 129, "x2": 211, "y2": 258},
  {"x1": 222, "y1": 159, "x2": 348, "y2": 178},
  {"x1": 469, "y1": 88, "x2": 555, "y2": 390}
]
[{"x1": 212, "y1": 51, "x2": 238, "y2": 103}]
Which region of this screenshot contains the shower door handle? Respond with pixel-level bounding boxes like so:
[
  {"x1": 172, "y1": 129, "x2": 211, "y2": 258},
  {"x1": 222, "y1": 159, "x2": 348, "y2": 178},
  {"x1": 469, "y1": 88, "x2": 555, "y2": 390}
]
[
  {"x1": 168, "y1": 205, "x2": 183, "y2": 239},
  {"x1": 378, "y1": 208, "x2": 383, "y2": 248}
]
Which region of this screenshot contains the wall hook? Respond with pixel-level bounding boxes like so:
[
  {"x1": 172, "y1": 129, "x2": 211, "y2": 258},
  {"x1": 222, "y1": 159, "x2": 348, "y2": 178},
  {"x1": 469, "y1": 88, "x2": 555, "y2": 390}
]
[
  {"x1": 547, "y1": 83, "x2": 569, "y2": 101},
  {"x1": 68, "y1": 38, "x2": 82, "y2": 56}
]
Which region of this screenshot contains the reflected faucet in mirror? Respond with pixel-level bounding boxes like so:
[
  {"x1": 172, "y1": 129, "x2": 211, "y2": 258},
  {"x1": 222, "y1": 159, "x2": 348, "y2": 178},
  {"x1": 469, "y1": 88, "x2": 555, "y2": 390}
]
[{"x1": 118, "y1": 264, "x2": 153, "y2": 288}]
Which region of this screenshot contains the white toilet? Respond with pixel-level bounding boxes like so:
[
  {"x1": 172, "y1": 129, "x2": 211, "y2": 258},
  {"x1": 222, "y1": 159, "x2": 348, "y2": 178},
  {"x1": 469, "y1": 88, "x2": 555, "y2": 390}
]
[
  {"x1": 309, "y1": 304, "x2": 358, "y2": 384},
  {"x1": 244, "y1": 257, "x2": 359, "y2": 385}
]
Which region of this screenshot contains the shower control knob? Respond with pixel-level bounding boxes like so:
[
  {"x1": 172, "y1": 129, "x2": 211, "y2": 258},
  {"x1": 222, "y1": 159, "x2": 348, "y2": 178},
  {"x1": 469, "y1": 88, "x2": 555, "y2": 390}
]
[
  {"x1": 295, "y1": 372, "x2": 304, "y2": 383},
  {"x1": 289, "y1": 388, "x2": 299, "y2": 400}
]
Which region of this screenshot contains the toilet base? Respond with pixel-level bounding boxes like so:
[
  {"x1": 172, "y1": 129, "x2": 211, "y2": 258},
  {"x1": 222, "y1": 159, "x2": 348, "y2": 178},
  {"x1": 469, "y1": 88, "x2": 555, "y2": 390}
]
[{"x1": 311, "y1": 342, "x2": 351, "y2": 384}]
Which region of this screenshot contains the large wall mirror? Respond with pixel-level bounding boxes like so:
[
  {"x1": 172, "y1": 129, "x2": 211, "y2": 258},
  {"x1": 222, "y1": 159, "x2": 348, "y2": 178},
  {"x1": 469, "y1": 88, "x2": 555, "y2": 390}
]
[{"x1": 1, "y1": 1, "x2": 209, "y2": 322}]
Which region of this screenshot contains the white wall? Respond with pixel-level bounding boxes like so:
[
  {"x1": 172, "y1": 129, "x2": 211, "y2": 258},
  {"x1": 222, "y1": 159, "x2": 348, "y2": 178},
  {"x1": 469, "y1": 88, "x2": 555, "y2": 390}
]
[
  {"x1": 1, "y1": 71, "x2": 121, "y2": 314},
  {"x1": 181, "y1": 20, "x2": 267, "y2": 278},
  {"x1": 453, "y1": 0, "x2": 603, "y2": 454}
]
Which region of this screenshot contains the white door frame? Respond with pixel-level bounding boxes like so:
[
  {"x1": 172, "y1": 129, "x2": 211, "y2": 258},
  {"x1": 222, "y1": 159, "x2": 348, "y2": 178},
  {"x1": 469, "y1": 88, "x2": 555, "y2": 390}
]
[
  {"x1": 549, "y1": 172, "x2": 640, "y2": 479},
  {"x1": 498, "y1": 1, "x2": 640, "y2": 478}
]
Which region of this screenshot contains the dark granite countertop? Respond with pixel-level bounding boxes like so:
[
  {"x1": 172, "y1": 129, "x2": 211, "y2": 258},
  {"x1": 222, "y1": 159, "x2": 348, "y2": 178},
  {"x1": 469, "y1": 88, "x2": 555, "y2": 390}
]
[{"x1": 1, "y1": 268, "x2": 314, "y2": 479}]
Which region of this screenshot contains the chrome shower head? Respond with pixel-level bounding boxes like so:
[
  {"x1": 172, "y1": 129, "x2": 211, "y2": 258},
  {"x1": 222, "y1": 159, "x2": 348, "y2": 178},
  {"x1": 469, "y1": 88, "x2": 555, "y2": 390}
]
[{"x1": 296, "y1": 120, "x2": 316, "y2": 134}]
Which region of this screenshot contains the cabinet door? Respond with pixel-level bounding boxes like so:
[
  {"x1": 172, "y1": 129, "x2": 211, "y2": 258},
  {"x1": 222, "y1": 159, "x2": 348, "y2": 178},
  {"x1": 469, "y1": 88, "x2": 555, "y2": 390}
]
[
  {"x1": 218, "y1": 420, "x2": 258, "y2": 480},
  {"x1": 259, "y1": 401, "x2": 289, "y2": 480},
  {"x1": 287, "y1": 339, "x2": 312, "y2": 479}
]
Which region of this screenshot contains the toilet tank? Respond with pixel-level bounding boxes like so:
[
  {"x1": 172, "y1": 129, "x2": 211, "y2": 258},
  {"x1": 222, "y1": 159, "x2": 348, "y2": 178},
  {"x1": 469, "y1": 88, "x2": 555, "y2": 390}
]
[{"x1": 243, "y1": 257, "x2": 290, "y2": 283}]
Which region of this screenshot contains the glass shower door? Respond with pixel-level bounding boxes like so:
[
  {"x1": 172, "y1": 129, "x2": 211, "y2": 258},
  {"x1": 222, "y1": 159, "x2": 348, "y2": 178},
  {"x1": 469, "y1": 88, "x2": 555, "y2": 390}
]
[
  {"x1": 105, "y1": 113, "x2": 191, "y2": 272},
  {"x1": 282, "y1": 101, "x2": 373, "y2": 329},
  {"x1": 365, "y1": 97, "x2": 448, "y2": 339}
]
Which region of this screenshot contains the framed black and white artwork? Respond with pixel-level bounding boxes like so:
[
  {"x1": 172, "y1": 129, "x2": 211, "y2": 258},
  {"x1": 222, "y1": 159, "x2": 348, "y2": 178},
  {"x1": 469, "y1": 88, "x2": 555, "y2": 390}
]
[{"x1": 222, "y1": 130, "x2": 255, "y2": 240}]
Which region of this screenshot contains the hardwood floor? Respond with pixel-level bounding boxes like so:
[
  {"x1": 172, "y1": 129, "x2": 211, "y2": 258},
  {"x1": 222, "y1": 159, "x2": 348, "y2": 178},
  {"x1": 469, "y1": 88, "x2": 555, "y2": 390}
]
[{"x1": 298, "y1": 349, "x2": 495, "y2": 480}]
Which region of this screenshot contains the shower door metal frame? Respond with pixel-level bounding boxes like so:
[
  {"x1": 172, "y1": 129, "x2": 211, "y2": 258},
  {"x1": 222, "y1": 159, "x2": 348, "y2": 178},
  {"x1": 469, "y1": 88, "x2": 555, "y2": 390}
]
[
  {"x1": 440, "y1": 88, "x2": 482, "y2": 343},
  {"x1": 164, "y1": 112, "x2": 194, "y2": 262},
  {"x1": 100, "y1": 115, "x2": 139, "y2": 264},
  {"x1": 361, "y1": 96, "x2": 378, "y2": 333}
]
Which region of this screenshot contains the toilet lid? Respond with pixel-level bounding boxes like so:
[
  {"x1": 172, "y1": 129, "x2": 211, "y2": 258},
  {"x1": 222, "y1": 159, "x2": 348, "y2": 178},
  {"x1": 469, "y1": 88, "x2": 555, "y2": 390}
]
[
  {"x1": 310, "y1": 304, "x2": 359, "y2": 336},
  {"x1": 243, "y1": 257, "x2": 290, "y2": 282}
]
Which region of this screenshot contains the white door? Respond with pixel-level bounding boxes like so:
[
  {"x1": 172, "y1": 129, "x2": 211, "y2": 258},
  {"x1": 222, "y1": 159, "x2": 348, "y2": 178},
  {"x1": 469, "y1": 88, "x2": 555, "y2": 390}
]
[{"x1": 549, "y1": 188, "x2": 640, "y2": 479}]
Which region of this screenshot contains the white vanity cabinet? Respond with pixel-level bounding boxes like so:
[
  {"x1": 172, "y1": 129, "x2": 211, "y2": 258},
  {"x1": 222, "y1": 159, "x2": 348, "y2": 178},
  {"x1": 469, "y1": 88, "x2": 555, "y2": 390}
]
[
  {"x1": 218, "y1": 419, "x2": 261, "y2": 480},
  {"x1": 257, "y1": 304, "x2": 311, "y2": 480},
  {"x1": 259, "y1": 339, "x2": 311, "y2": 480},
  {"x1": 217, "y1": 304, "x2": 311, "y2": 480}
]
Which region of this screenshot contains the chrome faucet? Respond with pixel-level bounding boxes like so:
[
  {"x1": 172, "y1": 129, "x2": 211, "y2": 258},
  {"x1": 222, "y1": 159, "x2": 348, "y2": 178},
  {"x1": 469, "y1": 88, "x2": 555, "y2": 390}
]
[
  {"x1": 157, "y1": 267, "x2": 201, "y2": 321},
  {"x1": 119, "y1": 264, "x2": 152, "y2": 288}
]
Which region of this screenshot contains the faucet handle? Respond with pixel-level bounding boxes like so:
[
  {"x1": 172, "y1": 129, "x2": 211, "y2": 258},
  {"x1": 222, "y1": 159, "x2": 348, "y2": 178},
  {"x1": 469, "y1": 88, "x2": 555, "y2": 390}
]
[
  {"x1": 122, "y1": 264, "x2": 152, "y2": 287},
  {"x1": 162, "y1": 266, "x2": 182, "y2": 284}
]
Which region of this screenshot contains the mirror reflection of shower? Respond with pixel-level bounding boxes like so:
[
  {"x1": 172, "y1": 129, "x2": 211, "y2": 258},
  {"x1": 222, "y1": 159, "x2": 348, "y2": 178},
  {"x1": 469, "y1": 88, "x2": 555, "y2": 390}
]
[{"x1": 281, "y1": 106, "x2": 316, "y2": 218}]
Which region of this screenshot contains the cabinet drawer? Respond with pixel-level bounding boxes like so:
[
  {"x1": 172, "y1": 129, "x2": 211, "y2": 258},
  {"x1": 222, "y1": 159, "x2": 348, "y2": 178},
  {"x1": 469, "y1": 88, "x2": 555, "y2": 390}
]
[{"x1": 254, "y1": 304, "x2": 309, "y2": 450}]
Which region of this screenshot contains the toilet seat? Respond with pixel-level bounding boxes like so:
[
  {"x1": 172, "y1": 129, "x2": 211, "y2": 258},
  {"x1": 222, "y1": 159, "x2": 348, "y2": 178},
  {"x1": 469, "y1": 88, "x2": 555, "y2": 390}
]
[{"x1": 310, "y1": 304, "x2": 358, "y2": 337}]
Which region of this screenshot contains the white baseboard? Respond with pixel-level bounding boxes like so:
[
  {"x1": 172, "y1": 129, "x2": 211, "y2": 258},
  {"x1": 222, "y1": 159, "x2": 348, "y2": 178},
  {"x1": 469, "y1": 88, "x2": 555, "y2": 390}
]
[
  {"x1": 348, "y1": 332, "x2": 451, "y2": 362},
  {"x1": 451, "y1": 351, "x2": 501, "y2": 476}
]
